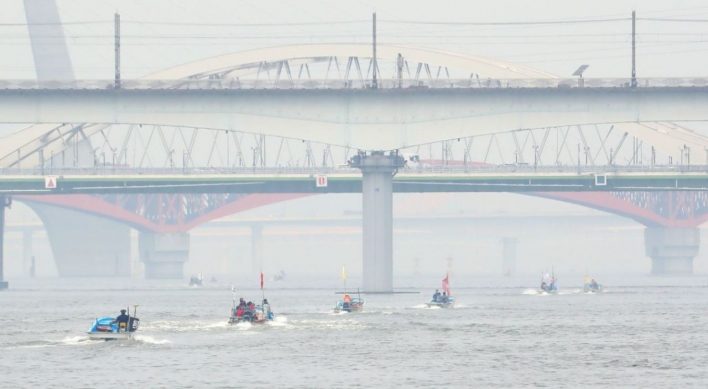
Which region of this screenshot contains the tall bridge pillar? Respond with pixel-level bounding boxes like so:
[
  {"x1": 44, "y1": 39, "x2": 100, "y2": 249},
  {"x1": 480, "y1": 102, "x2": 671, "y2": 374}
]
[
  {"x1": 139, "y1": 232, "x2": 190, "y2": 279},
  {"x1": 350, "y1": 151, "x2": 405, "y2": 293},
  {"x1": 502, "y1": 237, "x2": 518, "y2": 276},
  {"x1": 0, "y1": 196, "x2": 10, "y2": 290},
  {"x1": 26, "y1": 202, "x2": 131, "y2": 277},
  {"x1": 23, "y1": 230, "x2": 33, "y2": 276},
  {"x1": 645, "y1": 227, "x2": 699, "y2": 275},
  {"x1": 251, "y1": 224, "x2": 263, "y2": 273}
]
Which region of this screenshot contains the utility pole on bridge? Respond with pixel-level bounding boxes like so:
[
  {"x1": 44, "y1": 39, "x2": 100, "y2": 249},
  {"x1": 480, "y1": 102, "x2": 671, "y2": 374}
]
[
  {"x1": 631, "y1": 10, "x2": 636, "y2": 88},
  {"x1": 114, "y1": 12, "x2": 121, "y2": 89},
  {"x1": 372, "y1": 12, "x2": 378, "y2": 89}
]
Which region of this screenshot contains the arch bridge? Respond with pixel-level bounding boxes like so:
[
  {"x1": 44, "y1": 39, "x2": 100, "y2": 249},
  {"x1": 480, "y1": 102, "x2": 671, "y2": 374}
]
[{"x1": 3, "y1": 42, "x2": 708, "y2": 290}]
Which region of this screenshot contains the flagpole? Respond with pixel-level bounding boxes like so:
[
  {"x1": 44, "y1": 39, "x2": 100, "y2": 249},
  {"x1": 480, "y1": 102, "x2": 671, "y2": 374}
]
[
  {"x1": 260, "y1": 268, "x2": 265, "y2": 302},
  {"x1": 342, "y1": 264, "x2": 347, "y2": 293}
]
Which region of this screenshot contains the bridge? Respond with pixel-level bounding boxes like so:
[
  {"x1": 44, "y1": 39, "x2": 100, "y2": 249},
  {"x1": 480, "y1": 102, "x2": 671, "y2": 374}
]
[{"x1": 2, "y1": 2, "x2": 708, "y2": 292}]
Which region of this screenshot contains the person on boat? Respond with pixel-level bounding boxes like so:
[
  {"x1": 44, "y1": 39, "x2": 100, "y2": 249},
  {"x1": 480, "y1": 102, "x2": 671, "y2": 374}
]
[
  {"x1": 591, "y1": 279, "x2": 598, "y2": 289},
  {"x1": 341, "y1": 294, "x2": 352, "y2": 311},
  {"x1": 110, "y1": 309, "x2": 130, "y2": 332},
  {"x1": 262, "y1": 299, "x2": 273, "y2": 320},
  {"x1": 441, "y1": 292, "x2": 448, "y2": 303},
  {"x1": 550, "y1": 277, "x2": 557, "y2": 291},
  {"x1": 432, "y1": 289, "x2": 440, "y2": 302}
]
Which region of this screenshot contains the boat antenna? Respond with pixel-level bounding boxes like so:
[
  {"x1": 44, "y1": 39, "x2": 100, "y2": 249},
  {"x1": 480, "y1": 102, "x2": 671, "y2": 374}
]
[
  {"x1": 357, "y1": 287, "x2": 361, "y2": 301},
  {"x1": 132, "y1": 304, "x2": 139, "y2": 332}
]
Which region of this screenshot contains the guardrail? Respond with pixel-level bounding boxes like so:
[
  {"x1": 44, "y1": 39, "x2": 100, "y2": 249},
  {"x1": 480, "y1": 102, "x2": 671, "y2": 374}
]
[
  {"x1": 1, "y1": 164, "x2": 707, "y2": 176},
  {"x1": 2, "y1": 78, "x2": 708, "y2": 90}
]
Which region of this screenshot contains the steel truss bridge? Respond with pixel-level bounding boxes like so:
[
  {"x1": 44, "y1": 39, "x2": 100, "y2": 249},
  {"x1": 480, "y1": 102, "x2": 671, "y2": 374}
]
[{"x1": 4, "y1": 38, "x2": 708, "y2": 290}]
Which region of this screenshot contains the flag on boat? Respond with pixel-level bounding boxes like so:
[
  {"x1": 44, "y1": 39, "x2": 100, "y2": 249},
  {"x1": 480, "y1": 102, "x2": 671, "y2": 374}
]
[
  {"x1": 260, "y1": 272, "x2": 264, "y2": 289},
  {"x1": 342, "y1": 265, "x2": 346, "y2": 281},
  {"x1": 442, "y1": 274, "x2": 450, "y2": 295}
]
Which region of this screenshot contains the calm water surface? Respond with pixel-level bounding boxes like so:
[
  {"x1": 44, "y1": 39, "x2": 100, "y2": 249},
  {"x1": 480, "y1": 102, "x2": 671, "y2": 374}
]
[{"x1": 2, "y1": 276, "x2": 708, "y2": 388}]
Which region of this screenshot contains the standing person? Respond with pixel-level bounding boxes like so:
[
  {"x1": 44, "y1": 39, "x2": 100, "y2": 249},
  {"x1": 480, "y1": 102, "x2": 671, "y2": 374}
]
[
  {"x1": 432, "y1": 289, "x2": 440, "y2": 302},
  {"x1": 262, "y1": 299, "x2": 273, "y2": 320}
]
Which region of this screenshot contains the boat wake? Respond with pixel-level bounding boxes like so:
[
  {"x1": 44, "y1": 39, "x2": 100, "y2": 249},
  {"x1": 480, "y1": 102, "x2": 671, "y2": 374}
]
[
  {"x1": 266, "y1": 316, "x2": 289, "y2": 327},
  {"x1": 142, "y1": 320, "x2": 229, "y2": 332},
  {"x1": 6, "y1": 336, "x2": 100, "y2": 349},
  {"x1": 134, "y1": 335, "x2": 171, "y2": 345},
  {"x1": 522, "y1": 289, "x2": 540, "y2": 295}
]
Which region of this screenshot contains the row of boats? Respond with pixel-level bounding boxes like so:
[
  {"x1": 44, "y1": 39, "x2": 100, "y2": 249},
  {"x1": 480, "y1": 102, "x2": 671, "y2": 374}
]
[
  {"x1": 87, "y1": 272, "x2": 603, "y2": 340},
  {"x1": 86, "y1": 274, "x2": 454, "y2": 340},
  {"x1": 539, "y1": 271, "x2": 604, "y2": 294}
]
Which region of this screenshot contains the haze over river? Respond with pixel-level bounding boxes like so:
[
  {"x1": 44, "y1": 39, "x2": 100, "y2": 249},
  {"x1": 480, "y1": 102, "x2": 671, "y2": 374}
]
[{"x1": 2, "y1": 276, "x2": 708, "y2": 388}]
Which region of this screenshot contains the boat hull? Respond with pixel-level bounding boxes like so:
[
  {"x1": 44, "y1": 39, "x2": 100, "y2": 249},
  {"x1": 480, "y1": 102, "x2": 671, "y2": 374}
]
[
  {"x1": 334, "y1": 298, "x2": 365, "y2": 313},
  {"x1": 87, "y1": 332, "x2": 135, "y2": 341},
  {"x1": 426, "y1": 302, "x2": 454, "y2": 308},
  {"x1": 583, "y1": 283, "x2": 603, "y2": 293}
]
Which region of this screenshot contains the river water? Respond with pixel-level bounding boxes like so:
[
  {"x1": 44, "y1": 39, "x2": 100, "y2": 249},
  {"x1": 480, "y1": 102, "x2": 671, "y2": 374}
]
[{"x1": 2, "y1": 275, "x2": 708, "y2": 388}]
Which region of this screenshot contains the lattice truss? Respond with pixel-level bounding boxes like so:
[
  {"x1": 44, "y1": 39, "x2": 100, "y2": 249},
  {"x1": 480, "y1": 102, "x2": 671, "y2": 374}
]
[
  {"x1": 22, "y1": 123, "x2": 691, "y2": 170},
  {"x1": 611, "y1": 191, "x2": 708, "y2": 225}
]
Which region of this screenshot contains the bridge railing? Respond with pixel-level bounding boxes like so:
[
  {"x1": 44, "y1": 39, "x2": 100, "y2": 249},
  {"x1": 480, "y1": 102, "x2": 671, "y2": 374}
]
[
  {"x1": 1, "y1": 164, "x2": 706, "y2": 176},
  {"x1": 3, "y1": 78, "x2": 708, "y2": 90}
]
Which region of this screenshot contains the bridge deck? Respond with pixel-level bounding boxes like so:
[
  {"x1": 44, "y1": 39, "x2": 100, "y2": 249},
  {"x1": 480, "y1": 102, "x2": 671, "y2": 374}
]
[{"x1": 1, "y1": 168, "x2": 707, "y2": 194}]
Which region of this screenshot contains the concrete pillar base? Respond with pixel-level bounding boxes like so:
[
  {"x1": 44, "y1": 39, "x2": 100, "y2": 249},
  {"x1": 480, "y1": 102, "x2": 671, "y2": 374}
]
[
  {"x1": 25, "y1": 202, "x2": 132, "y2": 277},
  {"x1": 350, "y1": 151, "x2": 405, "y2": 293},
  {"x1": 139, "y1": 232, "x2": 190, "y2": 279},
  {"x1": 645, "y1": 227, "x2": 699, "y2": 276}
]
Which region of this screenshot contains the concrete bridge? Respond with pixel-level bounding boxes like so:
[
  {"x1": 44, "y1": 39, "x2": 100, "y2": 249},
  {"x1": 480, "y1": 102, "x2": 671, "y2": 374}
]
[{"x1": 3, "y1": 2, "x2": 708, "y2": 292}]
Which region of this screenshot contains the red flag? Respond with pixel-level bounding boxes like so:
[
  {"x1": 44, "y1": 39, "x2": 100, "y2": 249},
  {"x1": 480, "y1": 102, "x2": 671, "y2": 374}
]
[
  {"x1": 442, "y1": 274, "x2": 450, "y2": 295},
  {"x1": 260, "y1": 272, "x2": 264, "y2": 289}
]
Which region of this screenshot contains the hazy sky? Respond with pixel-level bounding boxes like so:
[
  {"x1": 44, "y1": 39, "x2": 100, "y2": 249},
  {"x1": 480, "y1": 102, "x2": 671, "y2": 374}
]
[{"x1": 3, "y1": 0, "x2": 708, "y2": 79}]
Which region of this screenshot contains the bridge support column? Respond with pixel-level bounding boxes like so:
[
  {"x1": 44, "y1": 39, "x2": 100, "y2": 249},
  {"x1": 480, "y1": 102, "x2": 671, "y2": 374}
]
[
  {"x1": 139, "y1": 232, "x2": 190, "y2": 279},
  {"x1": 502, "y1": 237, "x2": 518, "y2": 276},
  {"x1": 0, "y1": 196, "x2": 9, "y2": 290},
  {"x1": 350, "y1": 151, "x2": 405, "y2": 293},
  {"x1": 251, "y1": 224, "x2": 263, "y2": 273},
  {"x1": 645, "y1": 227, "x2": 699, "y2": 275},
  {"x1": 23, "y1": 230, "x2": 33, "y2": 277},
  {"x1": 25, "y1": 202, "x2": 131, "y2": 277}
]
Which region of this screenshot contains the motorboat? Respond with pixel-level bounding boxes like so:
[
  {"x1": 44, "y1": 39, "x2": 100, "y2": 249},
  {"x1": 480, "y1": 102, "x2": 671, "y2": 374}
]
[
  {"x1": 228, "y1": 279, "x2": 274, "y2": 325},
  {"x1": 540, "y1": 281, "x2": 558, "y2": 294},
  {"x1": 583, "y1": 274, "x2": 603, "y2": 293},
  {"x1": 229, "y1": 303, "x2": 275, "y2": 324},
  {"x1": 583, "y1": 282, "x2": 603, "y2": 293},
  {"x1": 427, "y1": 274, "x2": 454, "y2": 308},
  {"x1": 426, "y1": 296, "x2": 455, "y2": 308},
  {"x1": 189, "y1": 274, "x2": 203, "y2": 287},
  {"x1": 87, "y1": 307, "x2": 139, "y2": 341},
  {"x1": 272, "y1": 270, "x2": 286, "y2": 282},
  {"x1": 334, "y1": 297, "x2": 365, "y2": 313}
]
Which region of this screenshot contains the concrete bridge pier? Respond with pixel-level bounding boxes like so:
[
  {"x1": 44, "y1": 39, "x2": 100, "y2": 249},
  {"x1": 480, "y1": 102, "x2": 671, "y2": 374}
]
[
  {"x1": 645, "y1": 227, "x2": 699, "y2": 275},
  {"x1": 502, "y1": 237, "x2": 518, "y2": 276},
  {"x1": 26, "y1": 202, "x2": 131, "y2": 277},
  {"x1": 251, "y1": 224, "x2": 263, "y2": 273},
  {"x1": 350, "y1": 151, "x2": 405, "y2": 293},
  {"x1": 23, "y1": 230, "x2": 33, "y2": 276},
  {"x1": 139, "y1": 232, "x2": 190, "y2": 279},
  {"x1": 0, "y1": 195, "x2": 9, "y2": 290}
]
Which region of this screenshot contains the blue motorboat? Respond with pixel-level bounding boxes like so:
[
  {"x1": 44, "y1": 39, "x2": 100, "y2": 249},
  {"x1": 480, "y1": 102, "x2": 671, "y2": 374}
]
[
  {"x1": 540, "y1": 280, "x2": 558, "y2": 294},
  {"x1": 87, "y1": 307, "x2": 140, "y2": 340},
  {"x1": 426, "y1": 296, "x2": 455, "y2": 308}
]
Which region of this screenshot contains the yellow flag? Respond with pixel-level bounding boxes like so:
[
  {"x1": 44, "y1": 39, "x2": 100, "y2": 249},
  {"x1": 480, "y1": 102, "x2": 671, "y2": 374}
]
[{"x1": 342, "y1": 265, "x2": 346, "y2": 281}]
